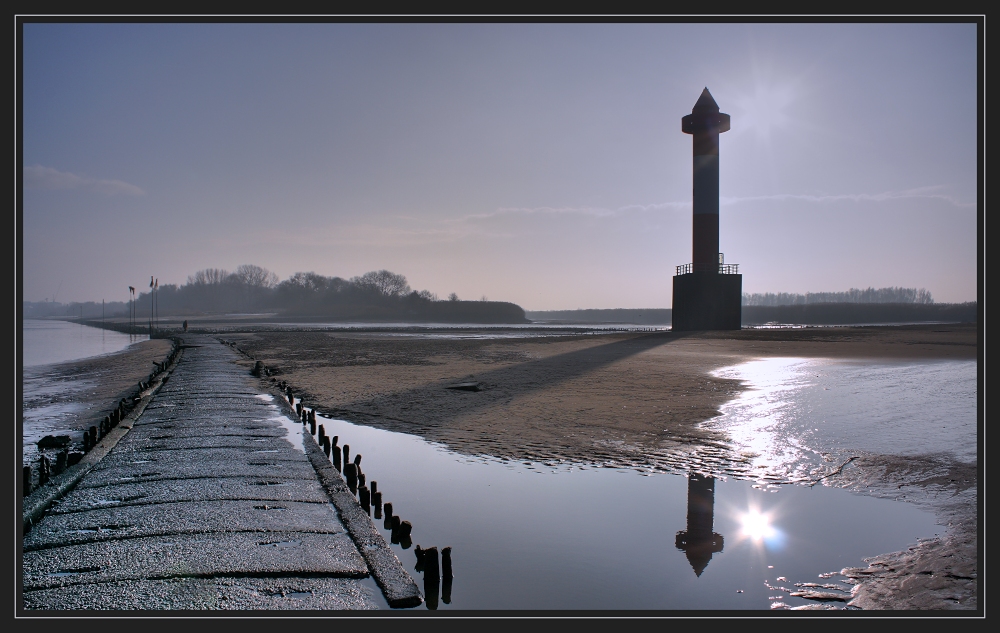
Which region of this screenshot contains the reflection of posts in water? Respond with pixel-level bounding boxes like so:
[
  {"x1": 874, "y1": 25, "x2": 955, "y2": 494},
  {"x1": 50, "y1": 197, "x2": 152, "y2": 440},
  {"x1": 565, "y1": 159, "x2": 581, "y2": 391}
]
[
  {"x1": 442, "y1": 575, "x2": 452, "y2": 604},
  {"x1": 675, "y1": 472, "x2": 724, "y2": 576},
  {"x1": 423, "y1": 546, "x2": 440, "y2": 609}
]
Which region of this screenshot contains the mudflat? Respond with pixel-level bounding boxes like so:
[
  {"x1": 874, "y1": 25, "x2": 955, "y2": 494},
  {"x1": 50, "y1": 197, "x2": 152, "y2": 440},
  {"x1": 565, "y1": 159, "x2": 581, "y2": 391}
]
[
  {"x1": 224, "y1": 324, "x2": 976, "y2": 472},
  {"x1": 22, "y1": 338, "x2": 174, "y2": 465},
  {"x1": 221, "y1": 323, "x2": 978, "y2": 611}
]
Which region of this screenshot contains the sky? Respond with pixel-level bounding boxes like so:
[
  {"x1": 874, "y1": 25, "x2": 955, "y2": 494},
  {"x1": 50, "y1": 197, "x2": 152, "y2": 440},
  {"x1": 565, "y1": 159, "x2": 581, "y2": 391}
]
[{"x1": 19, "y1": 21, "x2": 980, "y2": 309}]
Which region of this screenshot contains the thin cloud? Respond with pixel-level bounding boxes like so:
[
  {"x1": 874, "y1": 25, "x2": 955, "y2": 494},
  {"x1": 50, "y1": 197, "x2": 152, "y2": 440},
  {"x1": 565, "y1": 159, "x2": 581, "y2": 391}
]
[
  {"x1": 462, "y1": 185, "x2": 973, "y2": 224},
  {"x1": 23, "y1": 165, "x2": 145, "y2": 196},
  {"x1": 460, "y1": 201, "x2": 691, "y2": 222},
  {"x1": 720, "y1": 186, "x2": 974, "y2": 208}
]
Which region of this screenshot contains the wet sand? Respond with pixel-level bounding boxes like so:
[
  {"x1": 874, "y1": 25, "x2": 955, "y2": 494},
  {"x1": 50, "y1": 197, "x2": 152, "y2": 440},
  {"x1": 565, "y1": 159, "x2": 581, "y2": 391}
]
[
  {"x1": 221, "y1": 323, "x2": 978, "y2": 611},
  {"x1": 22, "y1": 338, "x2": 174, "y2": 465}
]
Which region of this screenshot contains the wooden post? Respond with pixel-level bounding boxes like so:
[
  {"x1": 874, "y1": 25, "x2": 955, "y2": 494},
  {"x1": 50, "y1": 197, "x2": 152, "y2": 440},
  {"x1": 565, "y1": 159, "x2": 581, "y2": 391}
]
[
  {"x1": 343, "y1": 463, "x2": 358, "y2": 493},
  {"x1": 442, "y1": 546, "x2": 453, "y2": 579},
  {"x1": 398, "y1": 520, "x2": 413, "y2": 540},
  {"x1": 23, "y1": 465, "x2": 32, "y2": 496},
  {"x1": 424, "y1": 546, "x2": 440, "y2": 580}
]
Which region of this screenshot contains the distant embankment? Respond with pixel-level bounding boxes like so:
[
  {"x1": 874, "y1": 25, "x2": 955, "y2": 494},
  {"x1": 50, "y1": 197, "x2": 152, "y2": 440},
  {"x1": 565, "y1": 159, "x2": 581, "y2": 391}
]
[
  {"x1": 741, "y1": 302, "x2": 978, "y2": 325},
  {"x1": 526, "y1": 309, "x2": 672, "y2": 325},
  {"x1": 284, "y1": 300, "x2": 529, "y2": 324},
  {"x1": 527, "y1": 303, "x2": 977, "y2": 326}
]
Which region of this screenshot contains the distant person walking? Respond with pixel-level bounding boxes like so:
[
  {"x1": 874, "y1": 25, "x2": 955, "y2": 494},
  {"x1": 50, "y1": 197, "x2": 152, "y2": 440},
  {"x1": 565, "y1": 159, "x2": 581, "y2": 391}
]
[{"x1": 183, "y1": 320, "x2": 188, "y2": 332}]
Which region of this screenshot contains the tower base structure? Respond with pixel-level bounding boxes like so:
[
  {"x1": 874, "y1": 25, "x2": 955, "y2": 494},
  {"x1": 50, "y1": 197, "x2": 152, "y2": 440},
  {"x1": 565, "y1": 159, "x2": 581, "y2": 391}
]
[{"x1": 672, "y1": 272, "x2": 742, "y2": 331}]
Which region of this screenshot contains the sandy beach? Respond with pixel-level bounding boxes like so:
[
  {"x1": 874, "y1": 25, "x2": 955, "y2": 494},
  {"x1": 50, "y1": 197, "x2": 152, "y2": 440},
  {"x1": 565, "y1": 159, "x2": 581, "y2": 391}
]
[{"x1": 219, "y1": 323, "x2": 978, "y2": 611}]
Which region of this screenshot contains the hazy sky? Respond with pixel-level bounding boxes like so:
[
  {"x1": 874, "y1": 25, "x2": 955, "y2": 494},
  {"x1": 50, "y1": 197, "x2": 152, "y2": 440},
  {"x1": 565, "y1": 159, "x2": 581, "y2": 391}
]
[{"x1": 20, "y1": 21, "x2": 979, "y2": 309}]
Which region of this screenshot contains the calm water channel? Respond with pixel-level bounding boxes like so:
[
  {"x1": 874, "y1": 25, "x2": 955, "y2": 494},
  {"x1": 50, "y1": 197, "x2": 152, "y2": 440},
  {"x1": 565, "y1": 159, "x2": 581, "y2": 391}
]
[{"x1": 21, "y1": 319, "x2": 145, "y2": 367}]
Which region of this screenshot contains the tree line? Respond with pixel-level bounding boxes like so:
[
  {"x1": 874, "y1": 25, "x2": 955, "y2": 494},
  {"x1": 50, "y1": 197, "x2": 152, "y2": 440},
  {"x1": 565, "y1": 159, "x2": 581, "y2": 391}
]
[
  {"x1": 742, "y1": 286, "x2": 934, "y2": 306},
  {"x1": 24, "y1": 265, "x2": 527, "y2": 324}
]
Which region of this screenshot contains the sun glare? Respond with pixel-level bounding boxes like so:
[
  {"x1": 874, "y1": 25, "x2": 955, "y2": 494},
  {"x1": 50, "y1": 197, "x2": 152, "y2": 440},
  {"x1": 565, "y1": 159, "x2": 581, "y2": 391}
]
[
  {"x1": 740, "y1": 509, "x2": 776, "y2": 541},
  {"x1": 733, "y1": 84, "x2": 794, "y2": 142}
]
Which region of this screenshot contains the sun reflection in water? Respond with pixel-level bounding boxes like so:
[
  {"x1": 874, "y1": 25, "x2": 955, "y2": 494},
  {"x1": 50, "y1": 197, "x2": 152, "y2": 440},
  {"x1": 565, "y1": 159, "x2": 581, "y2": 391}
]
[
  {"x1": 740, "y1": 509, "x2": 775, "y2": 541},
  {"x1": 734, "y1": 505, "x2": 786, "y2": 550}
]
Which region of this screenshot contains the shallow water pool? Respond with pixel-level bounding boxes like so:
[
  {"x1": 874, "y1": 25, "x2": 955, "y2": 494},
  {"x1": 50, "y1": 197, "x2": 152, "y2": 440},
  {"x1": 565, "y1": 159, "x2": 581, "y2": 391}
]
[{"x1": 288, "y1": 410, "x2": 941, "y2": 610}]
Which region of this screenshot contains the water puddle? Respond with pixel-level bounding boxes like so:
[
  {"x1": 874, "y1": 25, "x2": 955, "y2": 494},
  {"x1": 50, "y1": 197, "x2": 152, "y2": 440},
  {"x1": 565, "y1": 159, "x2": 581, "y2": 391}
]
[
  {"x1": 311, "y1": 412, "x2": 941, "y2": 610},
  {"x1": 255, "y1": 393, "x2": 308, "y2": 454}
]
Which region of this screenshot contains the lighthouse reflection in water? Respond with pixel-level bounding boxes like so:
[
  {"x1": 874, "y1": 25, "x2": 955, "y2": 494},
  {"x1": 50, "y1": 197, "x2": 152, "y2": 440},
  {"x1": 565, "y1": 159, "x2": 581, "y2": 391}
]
[
  {"x1": 675, "y1": 473, "x2": 725, "y2": 576},
  {"x1": 676, "y1": 472, "x2": 787, "y2": 577}
]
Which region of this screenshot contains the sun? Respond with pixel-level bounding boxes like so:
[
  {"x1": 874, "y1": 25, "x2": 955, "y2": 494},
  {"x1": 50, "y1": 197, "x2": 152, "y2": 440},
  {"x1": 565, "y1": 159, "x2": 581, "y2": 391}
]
[{"x1": 732, "y1": 83, "x2": 794, "y2": 142}]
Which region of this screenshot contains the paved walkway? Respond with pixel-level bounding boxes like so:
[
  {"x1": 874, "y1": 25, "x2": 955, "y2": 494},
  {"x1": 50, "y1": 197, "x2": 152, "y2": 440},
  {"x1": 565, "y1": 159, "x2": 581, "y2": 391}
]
[{"x1": 22, "y1": 335, "x2": 420, "y2": 610}]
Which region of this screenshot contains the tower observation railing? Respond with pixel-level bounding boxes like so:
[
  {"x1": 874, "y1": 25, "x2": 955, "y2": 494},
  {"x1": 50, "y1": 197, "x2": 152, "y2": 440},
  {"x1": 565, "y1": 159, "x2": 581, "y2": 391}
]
[{"x1": 675, "y1": 263, "x2": 740, "y2": 275}]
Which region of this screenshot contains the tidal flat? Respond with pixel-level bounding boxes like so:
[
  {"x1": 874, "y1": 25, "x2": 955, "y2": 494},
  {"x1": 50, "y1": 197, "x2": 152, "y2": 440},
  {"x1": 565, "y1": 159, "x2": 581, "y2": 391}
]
[
  {"x1": 223, "y1": 323, "x2": 978, "y2": 610},
  {"x1": 22, "y1": 322, "x2": 978, "y2": 610}
]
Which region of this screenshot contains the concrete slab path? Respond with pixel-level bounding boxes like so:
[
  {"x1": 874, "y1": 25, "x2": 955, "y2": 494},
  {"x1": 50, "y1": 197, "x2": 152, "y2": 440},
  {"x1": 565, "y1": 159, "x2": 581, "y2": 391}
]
[{"x1": 22, "y1": 335, "x2": 421, "y2": 611}]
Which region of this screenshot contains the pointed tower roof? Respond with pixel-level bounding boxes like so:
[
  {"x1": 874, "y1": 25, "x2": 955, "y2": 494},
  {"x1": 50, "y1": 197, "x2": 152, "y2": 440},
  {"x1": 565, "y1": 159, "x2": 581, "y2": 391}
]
[{"x1": 692, "y1": 87, "x2": 720, "y2": 112}]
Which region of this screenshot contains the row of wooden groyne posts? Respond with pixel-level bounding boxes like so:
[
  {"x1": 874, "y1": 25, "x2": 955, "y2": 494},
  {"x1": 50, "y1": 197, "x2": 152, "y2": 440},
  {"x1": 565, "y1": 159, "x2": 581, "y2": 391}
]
[
  {"x1": 23, "y1": 342, "x2": 181, "y2": 498},
  {"x1": 221, "y1": 338, "x2": 455, "y2": 607}
]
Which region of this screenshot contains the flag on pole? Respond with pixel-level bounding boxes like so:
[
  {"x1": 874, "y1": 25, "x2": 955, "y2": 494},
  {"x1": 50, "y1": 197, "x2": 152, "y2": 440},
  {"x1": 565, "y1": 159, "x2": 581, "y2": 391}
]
[{"x1": 150, "y1": 276, "x2": 154, "y2": 288}]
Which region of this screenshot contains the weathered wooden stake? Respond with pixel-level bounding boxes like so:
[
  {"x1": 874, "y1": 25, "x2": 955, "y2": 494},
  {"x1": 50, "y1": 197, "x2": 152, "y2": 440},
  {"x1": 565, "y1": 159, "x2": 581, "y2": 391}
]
[
  {"x1": 424, "y1": 546, "x2": 440, "y2": 580},
  {"x1": 442, "y1": 546, "x2": 453, "y2": 579},
  {"x1": 414, "y1": 545, "x2": 425, "y2": 572},
  {"x1": 399, "y1": 520, "x2": 413, "y2": 540},
  {"x1": 343, "y1": 444, "x2": 350, "y2": 466},
  {"x1": 442, "y1": 575, "x2": 453, "y2": 604},
  {"x1": 23, "y1": 465, "x2": 31, "y2": 496}
]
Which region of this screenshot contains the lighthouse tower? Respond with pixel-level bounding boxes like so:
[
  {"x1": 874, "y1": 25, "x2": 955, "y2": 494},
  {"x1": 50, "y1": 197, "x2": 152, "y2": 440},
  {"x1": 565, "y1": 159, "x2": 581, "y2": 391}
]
[{"x1": 672, "y1": 88, "x2": 742, "y2": 331}]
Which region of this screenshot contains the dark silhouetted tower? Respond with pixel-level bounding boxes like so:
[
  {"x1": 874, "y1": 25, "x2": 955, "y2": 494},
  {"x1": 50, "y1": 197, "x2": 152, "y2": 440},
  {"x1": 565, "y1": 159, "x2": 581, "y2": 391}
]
[
  {"x1": 674, "y1": 472, "x2": 725, "y2": 576},
  {"x1": 672, "y1": 88, "x2": 742, "y2": 330}
]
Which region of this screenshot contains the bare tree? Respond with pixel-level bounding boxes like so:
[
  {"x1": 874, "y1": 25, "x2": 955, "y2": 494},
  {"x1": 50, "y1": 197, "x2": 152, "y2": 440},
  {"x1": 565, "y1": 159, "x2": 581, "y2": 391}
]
[
  {"x1": 233, "y1": 264, "x2": 279, "y2": 289},
  {"x1": 351, "y1": 270, "x2": 411, "y2": 297},
  {"x1": 187, "y1": 268, "x2": 230, "y2": 285},
  {"x1": 448, "y1": 293, "x2": 459, "y2": 302}
]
